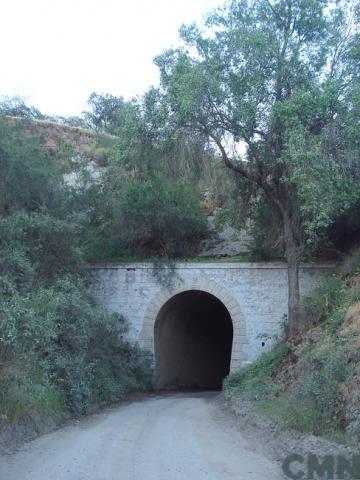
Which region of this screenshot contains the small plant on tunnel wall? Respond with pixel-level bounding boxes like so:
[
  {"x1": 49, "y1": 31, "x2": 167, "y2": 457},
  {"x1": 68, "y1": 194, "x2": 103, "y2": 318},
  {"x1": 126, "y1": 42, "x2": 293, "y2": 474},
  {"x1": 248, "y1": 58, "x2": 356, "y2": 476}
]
[{"x1": 151, "y1": 259, "x2": 181, "y2": 291}]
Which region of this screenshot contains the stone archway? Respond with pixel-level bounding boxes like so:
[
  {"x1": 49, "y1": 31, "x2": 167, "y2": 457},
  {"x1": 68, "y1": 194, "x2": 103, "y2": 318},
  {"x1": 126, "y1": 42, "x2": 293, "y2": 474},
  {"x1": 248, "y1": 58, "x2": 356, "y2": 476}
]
[
  {"x1": 139, "y1": 279, "x2": 248, "y2": 387},
  {"x1": 154, "y1": 290, "x2": 233, "y2": 389}
]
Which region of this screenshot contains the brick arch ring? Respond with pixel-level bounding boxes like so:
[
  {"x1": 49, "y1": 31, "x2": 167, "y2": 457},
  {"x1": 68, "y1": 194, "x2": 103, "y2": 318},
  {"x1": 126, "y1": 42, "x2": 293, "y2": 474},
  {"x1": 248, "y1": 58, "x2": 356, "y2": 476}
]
[{"x1": 139, "y1": 278, "x2": 248, "y2": 372}]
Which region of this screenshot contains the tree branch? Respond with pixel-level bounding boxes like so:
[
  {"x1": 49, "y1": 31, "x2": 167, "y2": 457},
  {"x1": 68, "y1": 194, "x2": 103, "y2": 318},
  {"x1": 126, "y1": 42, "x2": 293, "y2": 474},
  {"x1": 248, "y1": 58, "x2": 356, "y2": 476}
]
[
  {"x1": 206, "y1": 128, "x2": 251, "y2": 179},
  {"x1": 264, "y1": 0, "x2": 285, "y2": 28},
  {"x1": 200, "y1": 122, "x2": 277, "y2": 202}
]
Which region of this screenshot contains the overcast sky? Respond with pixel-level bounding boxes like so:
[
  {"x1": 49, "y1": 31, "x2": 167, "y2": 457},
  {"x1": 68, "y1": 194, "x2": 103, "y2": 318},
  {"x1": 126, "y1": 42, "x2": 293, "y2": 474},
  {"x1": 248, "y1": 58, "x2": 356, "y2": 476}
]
[{"x1": 1, "y1": 0, "x2": 222, "y2": 117}]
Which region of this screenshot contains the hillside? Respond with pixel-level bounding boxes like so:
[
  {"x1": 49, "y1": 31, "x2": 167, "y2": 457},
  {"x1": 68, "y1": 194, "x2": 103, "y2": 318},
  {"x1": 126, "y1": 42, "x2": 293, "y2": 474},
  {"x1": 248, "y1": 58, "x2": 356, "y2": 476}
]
[
  {"x1": 224, "y1": 252, "x2": 360, "y2": 444},
  {"x1": 5, "y1": 116, "x2": 115, "y2": 166}
]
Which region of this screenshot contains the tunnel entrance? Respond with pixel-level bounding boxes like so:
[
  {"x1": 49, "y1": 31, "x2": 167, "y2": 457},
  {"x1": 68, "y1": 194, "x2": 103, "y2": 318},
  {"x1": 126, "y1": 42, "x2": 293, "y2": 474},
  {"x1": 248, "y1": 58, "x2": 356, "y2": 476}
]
[{"x1": 154, "y1": 290, "x2": 233, "y2": 391}]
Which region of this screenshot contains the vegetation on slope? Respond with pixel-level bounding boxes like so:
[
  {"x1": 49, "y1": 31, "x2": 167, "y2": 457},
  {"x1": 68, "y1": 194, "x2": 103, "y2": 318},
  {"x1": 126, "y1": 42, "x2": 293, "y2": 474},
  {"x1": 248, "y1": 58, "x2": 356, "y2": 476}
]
[
  {"x1": 0, "y1": 120, "x2": 152, "y2": 427},
  {"x1": 83, "y1": 174, "x2": 208, "y2": 261},
  {"x1": 224, "y1": 252, "x2": 360, "y2": 442}
]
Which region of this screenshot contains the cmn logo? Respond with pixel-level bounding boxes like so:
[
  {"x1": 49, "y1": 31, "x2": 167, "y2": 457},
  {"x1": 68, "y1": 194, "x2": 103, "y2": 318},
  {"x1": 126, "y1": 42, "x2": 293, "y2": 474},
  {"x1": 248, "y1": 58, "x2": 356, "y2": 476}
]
[{"x1": 282, "y1": 454, "x2": 360, "y2": 479}]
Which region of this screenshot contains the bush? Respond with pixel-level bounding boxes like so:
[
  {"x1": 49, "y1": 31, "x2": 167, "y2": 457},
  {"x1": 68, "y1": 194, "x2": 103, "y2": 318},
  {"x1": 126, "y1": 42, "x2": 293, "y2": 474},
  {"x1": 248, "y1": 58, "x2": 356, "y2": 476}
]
[
  {"x1": 245, "y1": 196, "x2": 284, "y2": 261},
  {"x1": 0, "y1": 123, "x2": 153, "y2": 427},
  {"x1": 0, "y1": 119, "x2": 63, "y2": 215},
  {"x1": 224, "y1": 342, "x2": 287, "y2": 400},
  {"x1": 302, "y1": 268, "x2": 360, "y2": 334},
  {"x1": 303, "y1": 275, "x2": 346, "y2": 327},
  {"x1": 0, "y1": 275, "x2": 153, "y2": 416},
  {"x1": 116, "y1": 176, "x2": 207, "y2": 257},
  {"x1": 0, "y1": 366, "x2": 64, "y2": 424},
  {"x1": 281, "y1": 340, "x2": 351, "y2": 435},
  {"x1": 0, "y1": 211, "x2": 153, "y2": 422},
  {"x1": 225, "y1": 336, "x2": 352, "y2": 436},
  {"x1": 0, "y1": 213, "x2": 83, "y2": 285}
]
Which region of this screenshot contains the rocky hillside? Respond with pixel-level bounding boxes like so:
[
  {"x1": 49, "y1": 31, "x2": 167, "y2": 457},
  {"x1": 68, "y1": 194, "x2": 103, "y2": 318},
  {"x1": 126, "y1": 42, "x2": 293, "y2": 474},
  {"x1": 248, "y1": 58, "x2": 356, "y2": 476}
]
[
  {"x1": 5, "y1": 116, "x2": 115, "y2": 166},
  {"x1": 4, "y1": 116, "x2": 254, "y2": 259}
]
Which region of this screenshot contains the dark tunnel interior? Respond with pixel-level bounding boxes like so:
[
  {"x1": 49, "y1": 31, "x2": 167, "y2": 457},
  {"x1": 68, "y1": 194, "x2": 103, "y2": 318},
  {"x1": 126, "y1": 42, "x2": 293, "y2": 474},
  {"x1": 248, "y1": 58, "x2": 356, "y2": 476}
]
[{"x1": 154, "y1": 290, "x2": 233, "y2": 390}]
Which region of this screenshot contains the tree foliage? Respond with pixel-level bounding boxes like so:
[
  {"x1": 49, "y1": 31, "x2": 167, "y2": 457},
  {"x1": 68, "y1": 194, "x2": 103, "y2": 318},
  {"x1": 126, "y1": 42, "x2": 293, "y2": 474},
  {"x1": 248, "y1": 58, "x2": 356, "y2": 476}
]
[
  {"x1": 116, "y1": 176, "x2": 207, "y2": 257},
  {"x1": 0, "y1": 119, "x2": 64, "y2": 216},
  {"x1": 85, "y1": 92, "x2": 125, "y2": 134},
  {"x1": 0, "y1": 96, "x2": 44, "y2": 120},
  {"x1": 0, "y1": 121, "x2": 153, "y2": 423},
  {"x1": 154, "y1": 0, "x2": 360, "y2": 333},
  {"x1": 80, "y1": 173, "x2": 207, "y2": 260},
  {"x1": 80, "y1": 90, "x2": 210, "y2": 260}
]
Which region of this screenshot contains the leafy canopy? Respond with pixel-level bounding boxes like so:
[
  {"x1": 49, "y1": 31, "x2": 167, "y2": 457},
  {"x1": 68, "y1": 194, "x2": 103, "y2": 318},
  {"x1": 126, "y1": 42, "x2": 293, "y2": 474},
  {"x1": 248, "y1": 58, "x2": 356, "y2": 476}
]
[{"x1": 155, "y1": 0, "x2": 360, "y2": 251}]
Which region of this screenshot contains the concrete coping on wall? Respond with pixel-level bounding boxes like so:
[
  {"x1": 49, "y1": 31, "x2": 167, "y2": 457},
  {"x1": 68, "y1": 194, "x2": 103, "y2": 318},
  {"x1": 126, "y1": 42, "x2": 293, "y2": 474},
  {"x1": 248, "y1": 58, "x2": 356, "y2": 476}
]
[{"x1": 91, "y1": 261, "x2": 336, "y2": 270}]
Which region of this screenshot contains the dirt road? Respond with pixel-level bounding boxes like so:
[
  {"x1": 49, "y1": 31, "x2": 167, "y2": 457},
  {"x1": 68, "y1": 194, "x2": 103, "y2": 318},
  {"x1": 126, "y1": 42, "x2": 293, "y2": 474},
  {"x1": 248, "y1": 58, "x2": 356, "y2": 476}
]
[{"x1": 0, "y1": 393, "x2": 283, "y2": 480}]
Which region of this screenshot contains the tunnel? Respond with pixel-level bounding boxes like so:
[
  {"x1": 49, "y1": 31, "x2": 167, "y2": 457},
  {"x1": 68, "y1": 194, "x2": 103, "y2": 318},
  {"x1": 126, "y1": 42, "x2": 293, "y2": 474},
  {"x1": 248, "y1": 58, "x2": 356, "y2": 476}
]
[{"x1": 154, "y1": 290, "x2": 233, "y2": 390}]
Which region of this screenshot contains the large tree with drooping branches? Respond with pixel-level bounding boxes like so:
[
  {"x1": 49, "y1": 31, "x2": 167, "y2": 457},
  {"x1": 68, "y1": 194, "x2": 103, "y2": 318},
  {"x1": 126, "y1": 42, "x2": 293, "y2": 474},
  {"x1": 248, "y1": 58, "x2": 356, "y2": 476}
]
[{"x1": 155, "y1": 0, "x2": 360, "y2": 335}]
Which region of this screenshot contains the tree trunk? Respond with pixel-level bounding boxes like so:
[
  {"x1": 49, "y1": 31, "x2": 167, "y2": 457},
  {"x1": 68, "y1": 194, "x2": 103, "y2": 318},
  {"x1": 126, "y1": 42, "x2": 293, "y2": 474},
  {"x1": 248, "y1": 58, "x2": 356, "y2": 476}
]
[
  {"x1": 282, "y1": 209, "x2": 302, "y2": 337},
  {"x1": 286, "y1": 250, "x2": 301, "y2": 336}
]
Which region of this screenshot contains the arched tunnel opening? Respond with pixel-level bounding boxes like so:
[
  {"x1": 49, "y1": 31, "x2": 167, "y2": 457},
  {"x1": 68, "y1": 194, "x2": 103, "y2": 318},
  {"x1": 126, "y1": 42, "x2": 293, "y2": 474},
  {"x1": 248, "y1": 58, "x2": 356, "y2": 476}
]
[{"x1": 154, "y1": 290, "x2": 233, "y2": 391}]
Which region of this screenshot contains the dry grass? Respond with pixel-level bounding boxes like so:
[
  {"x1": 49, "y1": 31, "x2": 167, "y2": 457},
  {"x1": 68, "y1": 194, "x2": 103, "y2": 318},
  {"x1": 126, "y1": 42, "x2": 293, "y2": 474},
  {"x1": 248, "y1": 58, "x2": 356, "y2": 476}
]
[{"x1": 5, "y1": 116, "x2": 116, "y2": 165}]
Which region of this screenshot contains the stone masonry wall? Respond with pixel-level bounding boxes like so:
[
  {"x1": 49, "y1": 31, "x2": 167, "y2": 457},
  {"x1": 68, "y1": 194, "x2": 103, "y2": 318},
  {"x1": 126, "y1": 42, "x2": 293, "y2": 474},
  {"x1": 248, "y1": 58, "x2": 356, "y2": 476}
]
[{"x1": 93, "y1": 262, "x2": 332, "y2": 370}]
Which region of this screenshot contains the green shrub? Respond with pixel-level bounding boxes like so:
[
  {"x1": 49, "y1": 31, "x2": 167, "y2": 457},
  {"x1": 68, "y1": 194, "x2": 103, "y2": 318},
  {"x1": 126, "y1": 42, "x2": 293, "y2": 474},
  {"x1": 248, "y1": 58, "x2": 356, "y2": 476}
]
[
  {"x1": 0, "y1": 247, "x2": 35, "y2": 294},
  {"x1": 0, "y1": 276, "x2": 153, "y2": 416},
  {"x1": 303, "y1": 275, "x2": 346, "y2": 326},
  {"x1": 0, "y1": 213, "x2": 83, "y2": 283},
  {"x1": 280, "y1": 340, "x2": 351, "y2": 435},
  {"x1": 0, "y1": 123, "x2": 154, "y2": 427},
  {"x1": 0, "y1": 366, "x2": 64, "y2": 424},
  {"x1": 0, "y1": 119, "x2": 63, "y2": 215},
  {"x1": 280, "y1": 398, "x2": 324, "y2": 434},
  {"x1": 0, "y1": 212, "x2": 153, "y2": 422},
  {"x1": 245, "y1": 195, "x2": 284, "y2": 261},
  {"x1": 115, "y1": 176, "x2": 207, "y2": 258},
  {"x1": 224, "y1": 342, "x2": 287, "y2": 399},
  {"x1": 225, "y1": 335, "x2": 353, "y2": 437}
]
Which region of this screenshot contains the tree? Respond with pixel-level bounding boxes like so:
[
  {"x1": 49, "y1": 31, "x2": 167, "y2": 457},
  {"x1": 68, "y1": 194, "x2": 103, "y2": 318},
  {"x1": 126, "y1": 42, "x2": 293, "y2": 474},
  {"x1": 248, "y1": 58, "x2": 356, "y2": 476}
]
[
  {"x1": 117, "y1": 176, "x2": 207, "y2": 257},
  {"x1": 155, "y1": 0, "x2": 360, "y2": 335},
  {"x1": 84, "y1": 92, "x2": 125, "y2": 133},
  {"x1": 110, "y1": 87, "x2": 210, "y2": 182},
  {"x1": 84, "y1": 175, "x2": 207, "y2": 259},
  {"x1": 0, "y1": 96, "x2": 44, "y2": 120},
  {"x1": 0, "y1": 119, "x2": 64, "y2": 216}
]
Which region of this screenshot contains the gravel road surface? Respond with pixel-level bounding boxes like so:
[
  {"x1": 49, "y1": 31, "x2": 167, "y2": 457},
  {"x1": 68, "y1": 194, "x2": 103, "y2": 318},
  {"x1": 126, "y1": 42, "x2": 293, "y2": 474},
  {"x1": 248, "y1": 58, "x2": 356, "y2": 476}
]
[{"x1": 0, "y1": 392, "x2": 283, "y2": 480}]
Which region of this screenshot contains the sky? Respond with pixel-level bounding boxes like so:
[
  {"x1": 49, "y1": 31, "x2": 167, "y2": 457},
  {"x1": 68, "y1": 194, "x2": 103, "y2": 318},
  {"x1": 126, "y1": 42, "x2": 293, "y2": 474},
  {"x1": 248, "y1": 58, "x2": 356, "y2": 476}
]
[{"x1": 1, "y1": 0, "x2": 222, "y2": 117}]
